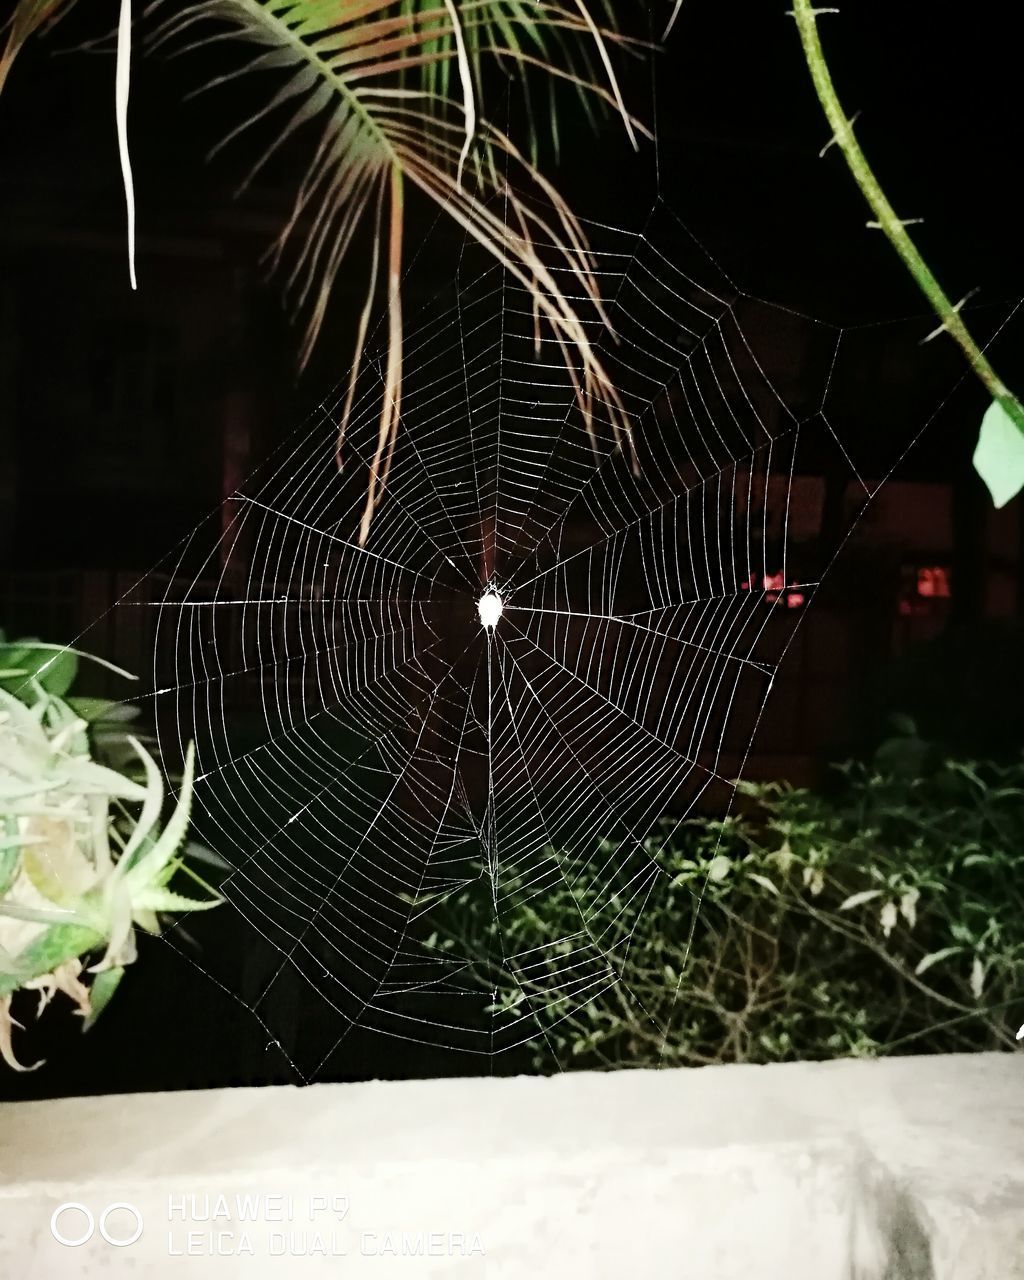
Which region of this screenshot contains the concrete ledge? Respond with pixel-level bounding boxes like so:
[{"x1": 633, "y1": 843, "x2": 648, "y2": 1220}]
[{"x1": 1, "y1": 1053, "x2": 1022, "y2": 1277}]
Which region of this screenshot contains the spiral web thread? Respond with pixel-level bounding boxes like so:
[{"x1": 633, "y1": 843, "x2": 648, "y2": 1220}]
[{"x1": 119, "y1": 202, "x2": 962, "y2": 1080}]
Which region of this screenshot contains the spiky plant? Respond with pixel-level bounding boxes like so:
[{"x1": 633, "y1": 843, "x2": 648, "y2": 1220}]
[{"x1": 0, "y1": 637, "x2": 221, "y2": 1072}]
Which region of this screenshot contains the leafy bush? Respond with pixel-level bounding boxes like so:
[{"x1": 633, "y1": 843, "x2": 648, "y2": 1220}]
[
  {"x1": 427, "y1": 738, "x2": 1024, "y2": 1069},
  {"x1": 0, "y1": 633, "x2": 222, "y2": 1071}
]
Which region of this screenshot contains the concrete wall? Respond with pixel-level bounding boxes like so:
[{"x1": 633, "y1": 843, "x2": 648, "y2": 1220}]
[{"x1": 0, "y1": 1053, "x2": 1021, "y2": 1278}]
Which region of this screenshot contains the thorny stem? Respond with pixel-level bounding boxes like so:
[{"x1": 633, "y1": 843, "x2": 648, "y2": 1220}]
[{"x1": 791, "y1": 0, "x2": 1024, "y2": 436}]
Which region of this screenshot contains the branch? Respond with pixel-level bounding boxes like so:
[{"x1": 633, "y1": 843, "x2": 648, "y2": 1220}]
[{"x1": 790, "y1": 0, "x2": 1024, "y2": 438}]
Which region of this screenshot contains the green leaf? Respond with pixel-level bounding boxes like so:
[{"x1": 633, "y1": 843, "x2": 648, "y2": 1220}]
[
  {"x1": 180, "y1": 839, "x2": 230, "y2": 873},
  {"x1": 114, "y1": 736, "x2": 166, "y2": 875},
  {"x1": 64, "y1": 696, "x2": 112, "y2": 722},
  {"x1": 54, "y1": 756, "x2": 148, "y2": 803},
  {"x1": 83, "y1": 966, "x2": 124, "y2": 1031},
  {"x1": 121, "y1": 742, "x2": 195, "y2": 892},
  {"x1": 0, "y1": 642, "x2": 76, "y2": 698},
  {"x1": 0, "y1": 900, "x2": 83, "y2": 926},
  {"x1": 973, "y1": 398, "x2": 1024, "y2": 508},
  {"x1": 914, "y1": 945, "x2": 963, "y2": 977},
  {"x1": 838, "y1": 888, "x2": 884, "y2": 911},
  {"x1": 132, "y1": 887, "x2": 222, "y2": 915}
]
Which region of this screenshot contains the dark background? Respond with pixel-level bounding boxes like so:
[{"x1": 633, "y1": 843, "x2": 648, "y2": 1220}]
[{"x1": 2, "y1": 0, "x2": 1023, "y2": 1096}]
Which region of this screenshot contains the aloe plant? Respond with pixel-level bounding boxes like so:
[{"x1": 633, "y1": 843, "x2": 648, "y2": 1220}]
[{"x1": 0, "y1": 636, "x2": 222, "y2": 1071}]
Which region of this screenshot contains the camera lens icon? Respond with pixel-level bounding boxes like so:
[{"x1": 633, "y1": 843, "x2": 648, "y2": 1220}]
[{"x1": 50, "y1": 1201, "x2": 143, "y2": 1248}]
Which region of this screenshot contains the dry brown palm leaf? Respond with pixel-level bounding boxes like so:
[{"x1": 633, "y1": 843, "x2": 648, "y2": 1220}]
[
  {"x1": 150, "y1": 0, "x2": 646, "y2": 541},
  {"x1": 0, "y1": 0, "x2": 76, "y2": 93}
]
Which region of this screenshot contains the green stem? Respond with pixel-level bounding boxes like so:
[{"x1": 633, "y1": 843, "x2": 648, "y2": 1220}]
[{"x1": 791, "y1": 0, "x2": 1024, "y2": 435}]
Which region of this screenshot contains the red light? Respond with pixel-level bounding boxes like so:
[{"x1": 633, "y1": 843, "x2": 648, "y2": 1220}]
[{"x1": 917, "y1": 567, "x2": 950, "y2": 599}]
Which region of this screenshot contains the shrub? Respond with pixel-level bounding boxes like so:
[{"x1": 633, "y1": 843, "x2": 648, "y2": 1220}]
[{"x1": 426, "y1": 739, "x2": 1024, "y2": 1069}]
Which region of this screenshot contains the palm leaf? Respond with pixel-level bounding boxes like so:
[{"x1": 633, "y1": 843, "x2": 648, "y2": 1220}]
[
  {"x1": 149, "y1": 0, "x2": 644, "y2": 540},
  {"x1": 0, "y1": 0, "x2": 76, "y2": 93}
]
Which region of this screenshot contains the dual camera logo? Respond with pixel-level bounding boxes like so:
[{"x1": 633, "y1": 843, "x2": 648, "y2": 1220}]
[{"x1": 50, "y1": 1202, "x2": 143, "y2": 1249}]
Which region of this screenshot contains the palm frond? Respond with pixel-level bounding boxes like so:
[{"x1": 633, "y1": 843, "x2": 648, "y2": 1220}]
[
  {"x1": 149, "y1": 0, "x2": 645, "y2": 540},
  {"x1": 0, "y1": 0, "x2": 76, "y2": 92}
]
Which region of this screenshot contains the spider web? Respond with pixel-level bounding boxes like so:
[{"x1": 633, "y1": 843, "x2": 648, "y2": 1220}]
[{"x1": 109, "y1": 201, "x2": 975, "y2": 1081}]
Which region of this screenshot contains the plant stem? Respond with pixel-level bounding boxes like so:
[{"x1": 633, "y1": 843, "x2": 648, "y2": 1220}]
[{"x1": 791, "y1": 0, "x2": 1024, "y2": 435}]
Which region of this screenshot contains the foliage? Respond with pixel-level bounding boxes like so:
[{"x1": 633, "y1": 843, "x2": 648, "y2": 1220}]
[
  {"x1": 155, "y1": 0, "x2": 639, "y2": 539},
  {"x1": 0, "y1": 633, "x2": 222, "y2": 1072},
  {"x1": 974, "y1": 400, "x2": 1024, "y2": 509},
  {"x1": 3, "y1": 0, "x2": 642, "y2": 539},
  {"x1": 427, "y1": 734, "x2": 1024, "y2": 1069}
]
